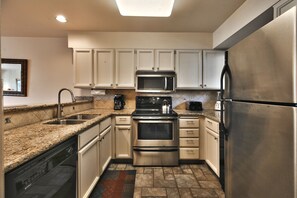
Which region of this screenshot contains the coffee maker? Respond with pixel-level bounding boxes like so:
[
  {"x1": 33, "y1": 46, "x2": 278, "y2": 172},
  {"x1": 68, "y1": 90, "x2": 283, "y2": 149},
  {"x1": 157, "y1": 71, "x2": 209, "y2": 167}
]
[{"x1": 114, "y1": 94, "x2": 125, "y2": 110}]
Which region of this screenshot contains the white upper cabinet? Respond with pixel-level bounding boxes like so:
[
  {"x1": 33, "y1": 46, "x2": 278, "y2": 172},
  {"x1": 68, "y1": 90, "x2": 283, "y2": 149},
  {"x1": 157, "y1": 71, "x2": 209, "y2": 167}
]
[
  {"x1": 93, "y1": 49, "x2": 114, "y2": 88},
  {"x1": 136, "y1": 49, "x2": 175, "y2": 71},
  {"x1": 176, "y1": 50, "x2": 203, "y2": 89},
  {"x1": 202, "y1": 50, "x2": 225, "y2": 89},
  {"x1": 155, "y1": 50, "x2": 175, "y2": 71},
  {"x1": 115, "y1": 49, "x2": 135, "y2": 88},
  {"x1": 73, "y1": 49, "x2": 93, "y2": 88},
  {"x1": 136, "y1": 49, "x2": 155, "y2": 71},
  {"x1": 176, "y1": 49, "x2": 224, "y2": 90}
]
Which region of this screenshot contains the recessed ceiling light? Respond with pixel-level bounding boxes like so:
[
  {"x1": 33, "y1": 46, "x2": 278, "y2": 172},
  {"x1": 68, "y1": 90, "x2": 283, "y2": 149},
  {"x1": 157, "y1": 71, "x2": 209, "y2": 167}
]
[
  {"x1": 115, "y1": 0, "x2": 175, "y2": 17},
  {"x1": 56, "y1": 15, "x2": 67, "y2": 23}
]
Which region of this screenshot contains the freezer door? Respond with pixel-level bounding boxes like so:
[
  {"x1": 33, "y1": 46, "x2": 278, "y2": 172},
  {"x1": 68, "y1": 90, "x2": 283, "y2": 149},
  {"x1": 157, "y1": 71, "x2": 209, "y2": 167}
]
[
  {"x1": 228, "y1": 7, "x2": 297, "y2": 103},
  {"x1": 225, "y1": 101, "x2": 297, "y2": 198}
]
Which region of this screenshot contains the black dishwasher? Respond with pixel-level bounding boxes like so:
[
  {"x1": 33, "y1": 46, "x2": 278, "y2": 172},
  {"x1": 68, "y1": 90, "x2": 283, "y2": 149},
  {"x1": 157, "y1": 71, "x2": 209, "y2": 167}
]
[{"x1": 5, "y1": 136, "x2": 77, "y2": 198}]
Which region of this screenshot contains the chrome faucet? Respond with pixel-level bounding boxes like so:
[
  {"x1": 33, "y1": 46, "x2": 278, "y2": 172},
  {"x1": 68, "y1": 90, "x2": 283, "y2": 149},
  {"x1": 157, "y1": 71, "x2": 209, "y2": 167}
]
[{"x1": 57, "y1": 88, "x2": 76, "y2": 119}]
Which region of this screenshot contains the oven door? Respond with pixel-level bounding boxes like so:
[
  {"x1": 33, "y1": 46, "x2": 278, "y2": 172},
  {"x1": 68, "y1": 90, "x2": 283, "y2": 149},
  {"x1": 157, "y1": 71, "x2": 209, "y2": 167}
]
[{"x1": 132, "y1": 119, "x2": 178, "y2": 147}]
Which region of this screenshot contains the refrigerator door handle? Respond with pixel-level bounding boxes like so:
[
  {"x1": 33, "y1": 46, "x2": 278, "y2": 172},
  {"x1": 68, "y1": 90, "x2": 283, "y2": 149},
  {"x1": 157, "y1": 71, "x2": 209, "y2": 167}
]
[{"x1": 220, "y1": 51, "x2": 232, "y2": 140}]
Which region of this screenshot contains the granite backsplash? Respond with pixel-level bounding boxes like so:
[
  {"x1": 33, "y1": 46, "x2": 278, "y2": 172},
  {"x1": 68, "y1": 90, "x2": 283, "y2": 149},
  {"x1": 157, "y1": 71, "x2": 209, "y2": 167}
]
[
  {"x1": 94, "y1": 89, "x2": 218, "y2": 110},
  {"x1": 4, "y1": 100, "x2": 93, "y2": 131}
]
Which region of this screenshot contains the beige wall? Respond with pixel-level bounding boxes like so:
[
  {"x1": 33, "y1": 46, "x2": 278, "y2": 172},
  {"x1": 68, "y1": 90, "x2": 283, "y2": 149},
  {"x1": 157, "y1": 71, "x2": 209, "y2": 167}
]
[
  {"x1": 213, "y1": 0, "x2": 280, "y2": 48},
  {"x1": 68, "y1": 32, "x2": 213, "y2": 49},
  {"x1": 1, "y1": 37, "x2": 86, "y2": 106}
]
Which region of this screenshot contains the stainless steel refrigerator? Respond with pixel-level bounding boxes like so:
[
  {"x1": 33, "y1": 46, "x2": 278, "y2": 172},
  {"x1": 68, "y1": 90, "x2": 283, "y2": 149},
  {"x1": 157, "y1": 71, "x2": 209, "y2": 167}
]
[{"x1": 220, "y1": 6, "x2": 297, "y2": 198}]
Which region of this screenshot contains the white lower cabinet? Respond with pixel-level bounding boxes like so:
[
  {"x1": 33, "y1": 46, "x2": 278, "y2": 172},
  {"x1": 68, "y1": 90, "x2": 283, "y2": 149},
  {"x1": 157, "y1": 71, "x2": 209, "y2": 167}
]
[
  {"x1": 115, "y1": 126, "x2": 131, "y2": 158},
  {"x1": 179, "y1": 117, "x2": 200, "y2": 160},
  {"x1": 99, "y1": 125, "x2": 112, "y2": 175},
  {"x1": 205, "y1": 118, "x2": 220, "y2": 176},
  {"x1": 115, "y1": 116, "x2": 132, "y2": 159},
  {"x1": 78, "y1": 125, "x2": 100, "y2": 198}
]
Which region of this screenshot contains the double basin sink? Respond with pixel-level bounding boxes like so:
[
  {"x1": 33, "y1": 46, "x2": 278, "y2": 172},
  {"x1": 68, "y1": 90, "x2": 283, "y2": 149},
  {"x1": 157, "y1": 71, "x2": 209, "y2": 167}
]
[{"x1": 44, "y1": 114, "x2": 101, "y2": 125}]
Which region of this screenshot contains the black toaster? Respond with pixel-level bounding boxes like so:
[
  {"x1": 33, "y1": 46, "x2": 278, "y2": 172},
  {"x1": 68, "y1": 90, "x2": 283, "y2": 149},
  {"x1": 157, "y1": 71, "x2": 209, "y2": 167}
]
[{"x1": 186, "y1": 101, "x2": 203, "y2": 111}]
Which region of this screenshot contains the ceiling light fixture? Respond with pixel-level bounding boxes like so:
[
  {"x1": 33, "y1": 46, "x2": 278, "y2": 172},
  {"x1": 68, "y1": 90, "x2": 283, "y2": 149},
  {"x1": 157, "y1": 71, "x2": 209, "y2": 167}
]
[
  {"x1": 115, "y1": 0, "x2": 174, "y2": 17},
  {"x1": 56, "y1": 15, "x2": 67, "y2": 23}
]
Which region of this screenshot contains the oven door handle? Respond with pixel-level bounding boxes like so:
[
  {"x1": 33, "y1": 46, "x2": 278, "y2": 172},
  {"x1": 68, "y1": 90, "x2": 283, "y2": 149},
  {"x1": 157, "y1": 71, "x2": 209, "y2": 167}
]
[{"x1": 133, "y1": 147, "x2": 178, "y2": 152}]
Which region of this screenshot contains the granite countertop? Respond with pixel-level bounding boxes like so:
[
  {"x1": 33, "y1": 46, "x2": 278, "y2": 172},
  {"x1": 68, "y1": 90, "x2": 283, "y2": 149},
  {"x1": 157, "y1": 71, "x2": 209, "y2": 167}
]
[
  {"x1": 4, "y1": 108, "x2": 133, "y2": 173},
  {"x1": 4, "y1": 108, "x2": 220, "y2": 173},
  {"x1": 175, "y1": 109, "x2": 221, "y2": 122}
]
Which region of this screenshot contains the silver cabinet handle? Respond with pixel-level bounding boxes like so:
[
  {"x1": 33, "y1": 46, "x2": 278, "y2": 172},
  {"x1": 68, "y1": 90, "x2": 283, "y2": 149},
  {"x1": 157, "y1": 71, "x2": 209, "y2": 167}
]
[
  {"x1": 117, "y1": 127, "x2": 130, "y2": 130},
  {"x1": 164, "y1": 77, "x2": 168, "y2": 90}
]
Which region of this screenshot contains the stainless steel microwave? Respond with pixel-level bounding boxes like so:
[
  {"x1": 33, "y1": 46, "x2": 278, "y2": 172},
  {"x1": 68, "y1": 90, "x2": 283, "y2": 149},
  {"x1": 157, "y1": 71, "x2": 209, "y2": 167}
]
[{"x1": 136, "y1": 71, "x2": 176, "y2": 93}]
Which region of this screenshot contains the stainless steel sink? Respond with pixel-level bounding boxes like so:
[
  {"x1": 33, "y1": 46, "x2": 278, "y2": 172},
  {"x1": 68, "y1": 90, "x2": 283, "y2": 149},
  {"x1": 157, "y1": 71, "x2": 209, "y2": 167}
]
[
  {"x1": 44, "y1": 119, "x2": 86, "y2": 125},
  {"x1": 65, "y1": 114, "x2": 101, "y2": 120}
]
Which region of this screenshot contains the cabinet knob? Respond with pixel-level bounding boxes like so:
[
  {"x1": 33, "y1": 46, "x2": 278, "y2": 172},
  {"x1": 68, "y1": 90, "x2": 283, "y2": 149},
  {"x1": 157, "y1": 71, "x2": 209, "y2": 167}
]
[
  {"x1": 157, "y1": 67, "x2": 159, "y2": 70},
  {"x1": 214, "y1": 137, "x2": 218, "y2": 140},
  {"x1": 200, "y1": 84, "x2": 203, "y2": 88},
  {"x1": 111, "y1": 84, "x2": 113, "y2": 86},
  {"x1": 152, "y1": 67, "x2": 154, "y2": 70},
  {"x1": 116, "y1": 84, "x2": 118, "y2": 86},
  {"x1": 89, "y1": 83, "x2": 92, "y2": 86},
  {"x1": 204, "y1": 84, "x2": 207, "y2": 87}
]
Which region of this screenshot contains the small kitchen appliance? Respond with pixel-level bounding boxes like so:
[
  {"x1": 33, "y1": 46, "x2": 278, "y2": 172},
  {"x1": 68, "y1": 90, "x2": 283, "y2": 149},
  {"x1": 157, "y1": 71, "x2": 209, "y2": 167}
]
[
  {"x1": 186, "y1": 101, "x2": 203, "y2": 111},
  {"x1": 135, "y1": 71, "x2": 176, "y2": 93},
  {"x1": 214, "y1": 91, "x2": 222, "y2": 111},
  {"x1": 114, "y1": 94, "x2": 125, "y2": 110}
]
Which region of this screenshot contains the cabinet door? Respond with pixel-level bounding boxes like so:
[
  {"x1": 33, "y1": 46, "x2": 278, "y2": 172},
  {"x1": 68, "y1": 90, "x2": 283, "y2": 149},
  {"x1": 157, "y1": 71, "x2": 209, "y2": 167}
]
[
  {"x1": 73, "y1": 49, "x2": 93, "y2": 88},
  {"x1": 93, "y1": 49, "x2": 114, "y2": 88},
  {"x1": 203, "y1": 50, "x2": 225, "y2": 89},
  {"x1": 115, "y1": 49, "x2": 135, "y2": 88},
  {"x1": 78, "y1": 137, "x2": 100, "y2": 198},
  {"x1": 155, "y1": 50, "x2": 175, "y2": 71},
  {"x1": 99, "y1": 126, "x2": 112, "y2": 175},
  {"x1": 115, "y1": 126, "x2": 131, "y2": 158},
  {"x1": 205, "y1": 128, "x2": 219, "y2": 176},
  {"x1": 136, "y1": 49, "x2": 154, "y2": 71},
  {"x1": 176, "y1": 50, "x2": 203, "y2": 89}
]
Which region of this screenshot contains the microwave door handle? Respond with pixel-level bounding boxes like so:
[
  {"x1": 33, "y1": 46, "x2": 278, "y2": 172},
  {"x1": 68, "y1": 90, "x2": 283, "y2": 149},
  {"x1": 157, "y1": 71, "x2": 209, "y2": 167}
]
[{"x1": 164, "y1": 77, "x2": 168, "y2": 90}]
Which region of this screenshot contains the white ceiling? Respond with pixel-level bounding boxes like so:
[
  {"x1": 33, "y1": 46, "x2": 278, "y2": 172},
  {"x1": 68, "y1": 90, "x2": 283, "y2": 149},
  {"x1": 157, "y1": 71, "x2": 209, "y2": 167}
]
[{"x1": 1, "y1": 0, "x2": 246, "y2": 37}]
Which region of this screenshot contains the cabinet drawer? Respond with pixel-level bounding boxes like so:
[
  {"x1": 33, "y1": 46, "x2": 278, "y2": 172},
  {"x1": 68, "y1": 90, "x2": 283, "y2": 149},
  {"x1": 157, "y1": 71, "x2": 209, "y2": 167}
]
[
  {"x1": 205, "y1": 118, "x2": 219, "y2": 133},
  {"x1": 100, "y1": 117, "x2": 111, "y2": 132},
  {"x1": 179, "y1": 118, "x2": 199, "y2": 128},
  {"x1": 179, "y1": 138, "x2": 199, "y2": 147},
  {"x1": 180, "y1": 148, "x2": 199, "y2": 159},
  {"x1": 78, "y1": 124, "x2": 99, "y2": 149},
  {"x1": 179, "y1": 129, "x2": 199, "y2": 137},
  {"x1": 115, "y1": 116, "x2": 131, "y2": 125}
]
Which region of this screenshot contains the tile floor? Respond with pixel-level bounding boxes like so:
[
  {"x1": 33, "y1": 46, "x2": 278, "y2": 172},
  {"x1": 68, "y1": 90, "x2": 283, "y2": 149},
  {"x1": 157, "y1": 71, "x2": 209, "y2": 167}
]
[{"x1": 107, "y1": 163, "x2": 225, "y2": 198}]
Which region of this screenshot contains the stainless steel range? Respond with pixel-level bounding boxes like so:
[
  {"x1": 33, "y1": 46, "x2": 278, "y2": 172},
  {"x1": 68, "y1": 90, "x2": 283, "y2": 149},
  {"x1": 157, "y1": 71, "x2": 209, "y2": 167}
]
[{"x1": 132, "y1": 96, "x2": 179, "y2": 166}]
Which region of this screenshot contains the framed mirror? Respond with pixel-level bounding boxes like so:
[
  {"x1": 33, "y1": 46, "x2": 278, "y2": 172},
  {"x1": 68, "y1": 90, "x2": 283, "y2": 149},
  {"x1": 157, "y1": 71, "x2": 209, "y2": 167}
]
[{"x1": 2, "y1": 58, "x2": 28, "y2": 96}]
